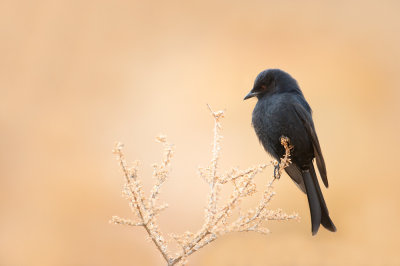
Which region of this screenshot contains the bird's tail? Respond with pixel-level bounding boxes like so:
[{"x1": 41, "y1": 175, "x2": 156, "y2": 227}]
[{"x1": 302, "y1": 165, "x2": 336, "y2": 235}]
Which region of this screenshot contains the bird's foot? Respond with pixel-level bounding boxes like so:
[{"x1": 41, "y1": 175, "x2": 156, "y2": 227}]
[{"x1": 273, "y1": 161, "x2": 281, "y2": 179}]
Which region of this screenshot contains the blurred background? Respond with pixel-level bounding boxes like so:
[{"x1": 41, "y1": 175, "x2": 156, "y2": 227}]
[{"x1": 1, "y1": 0, "x2": 400, "y2": 265}]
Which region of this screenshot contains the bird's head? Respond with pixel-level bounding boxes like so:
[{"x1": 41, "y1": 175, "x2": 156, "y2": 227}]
[
  {"x1": 243, "y1": 69, "x2": 278, "y2": 100},
  {"x1": 244, "y1": 69, "x2": 299, "y2": 100}
]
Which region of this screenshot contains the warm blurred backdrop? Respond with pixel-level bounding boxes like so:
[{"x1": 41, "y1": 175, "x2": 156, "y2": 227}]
[{"x1": 1, "y1": 0, "x2": 400, "y2": 265}]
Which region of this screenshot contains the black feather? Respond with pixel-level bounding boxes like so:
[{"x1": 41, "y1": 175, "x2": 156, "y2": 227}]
[
  {"x1": 285, "y1": 164, "x2": 306, "y2": 194},
  {"x1": 302, "y1": 169, "x2": 321, "y2": 235}
]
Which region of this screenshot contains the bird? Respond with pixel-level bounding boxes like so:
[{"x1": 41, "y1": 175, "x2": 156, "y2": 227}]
[{"x1": 244, "y1": 68, "x2": 336, "y2": 235}]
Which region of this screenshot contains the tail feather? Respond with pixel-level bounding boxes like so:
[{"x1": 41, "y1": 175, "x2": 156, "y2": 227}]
[
  {"x1": 302, "y1": 169, "x2": 321, "y2": 235},
  {"x1": 310, "y1": 165, "x2": 337, "y2": 232}
]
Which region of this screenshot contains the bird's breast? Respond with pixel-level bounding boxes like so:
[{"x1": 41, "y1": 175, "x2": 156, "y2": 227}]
[{"x1": 251, "y1": 94, "x2": 313, "y2": 163}]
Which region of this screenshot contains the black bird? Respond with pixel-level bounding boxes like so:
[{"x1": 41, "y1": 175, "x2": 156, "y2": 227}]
[{"x1": 244, "y1": 69, "x2": 336, "y2": 235}]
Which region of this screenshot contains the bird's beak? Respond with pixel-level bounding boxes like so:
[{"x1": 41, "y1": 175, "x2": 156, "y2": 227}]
[{"x1": 244, "y1": 90, "x2": 257, "y2": 100}]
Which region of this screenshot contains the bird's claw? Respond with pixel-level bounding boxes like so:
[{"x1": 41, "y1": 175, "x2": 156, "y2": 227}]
[{"x1": 273, "y1": 162, "x2": 281, "y2": 179}]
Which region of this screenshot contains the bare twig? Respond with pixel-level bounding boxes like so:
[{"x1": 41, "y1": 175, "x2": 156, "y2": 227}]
[{"x1": 111, "y1": 106, "x2": 298, "y2": 265}]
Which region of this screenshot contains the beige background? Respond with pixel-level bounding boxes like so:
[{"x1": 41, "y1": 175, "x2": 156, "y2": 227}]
[{"x1": 1, "y1": 0, "x2": 400, "y2": 265}]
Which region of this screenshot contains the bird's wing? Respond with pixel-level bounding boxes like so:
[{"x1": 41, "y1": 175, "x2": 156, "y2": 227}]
[{"x1": 292, "y1": 103, "x2": 328, "y2": 187}]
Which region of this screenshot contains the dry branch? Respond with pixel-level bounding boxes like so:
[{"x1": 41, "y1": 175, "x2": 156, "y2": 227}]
[{"x1": 111, "y1": 106, "x2": 298, "y2": 265}]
